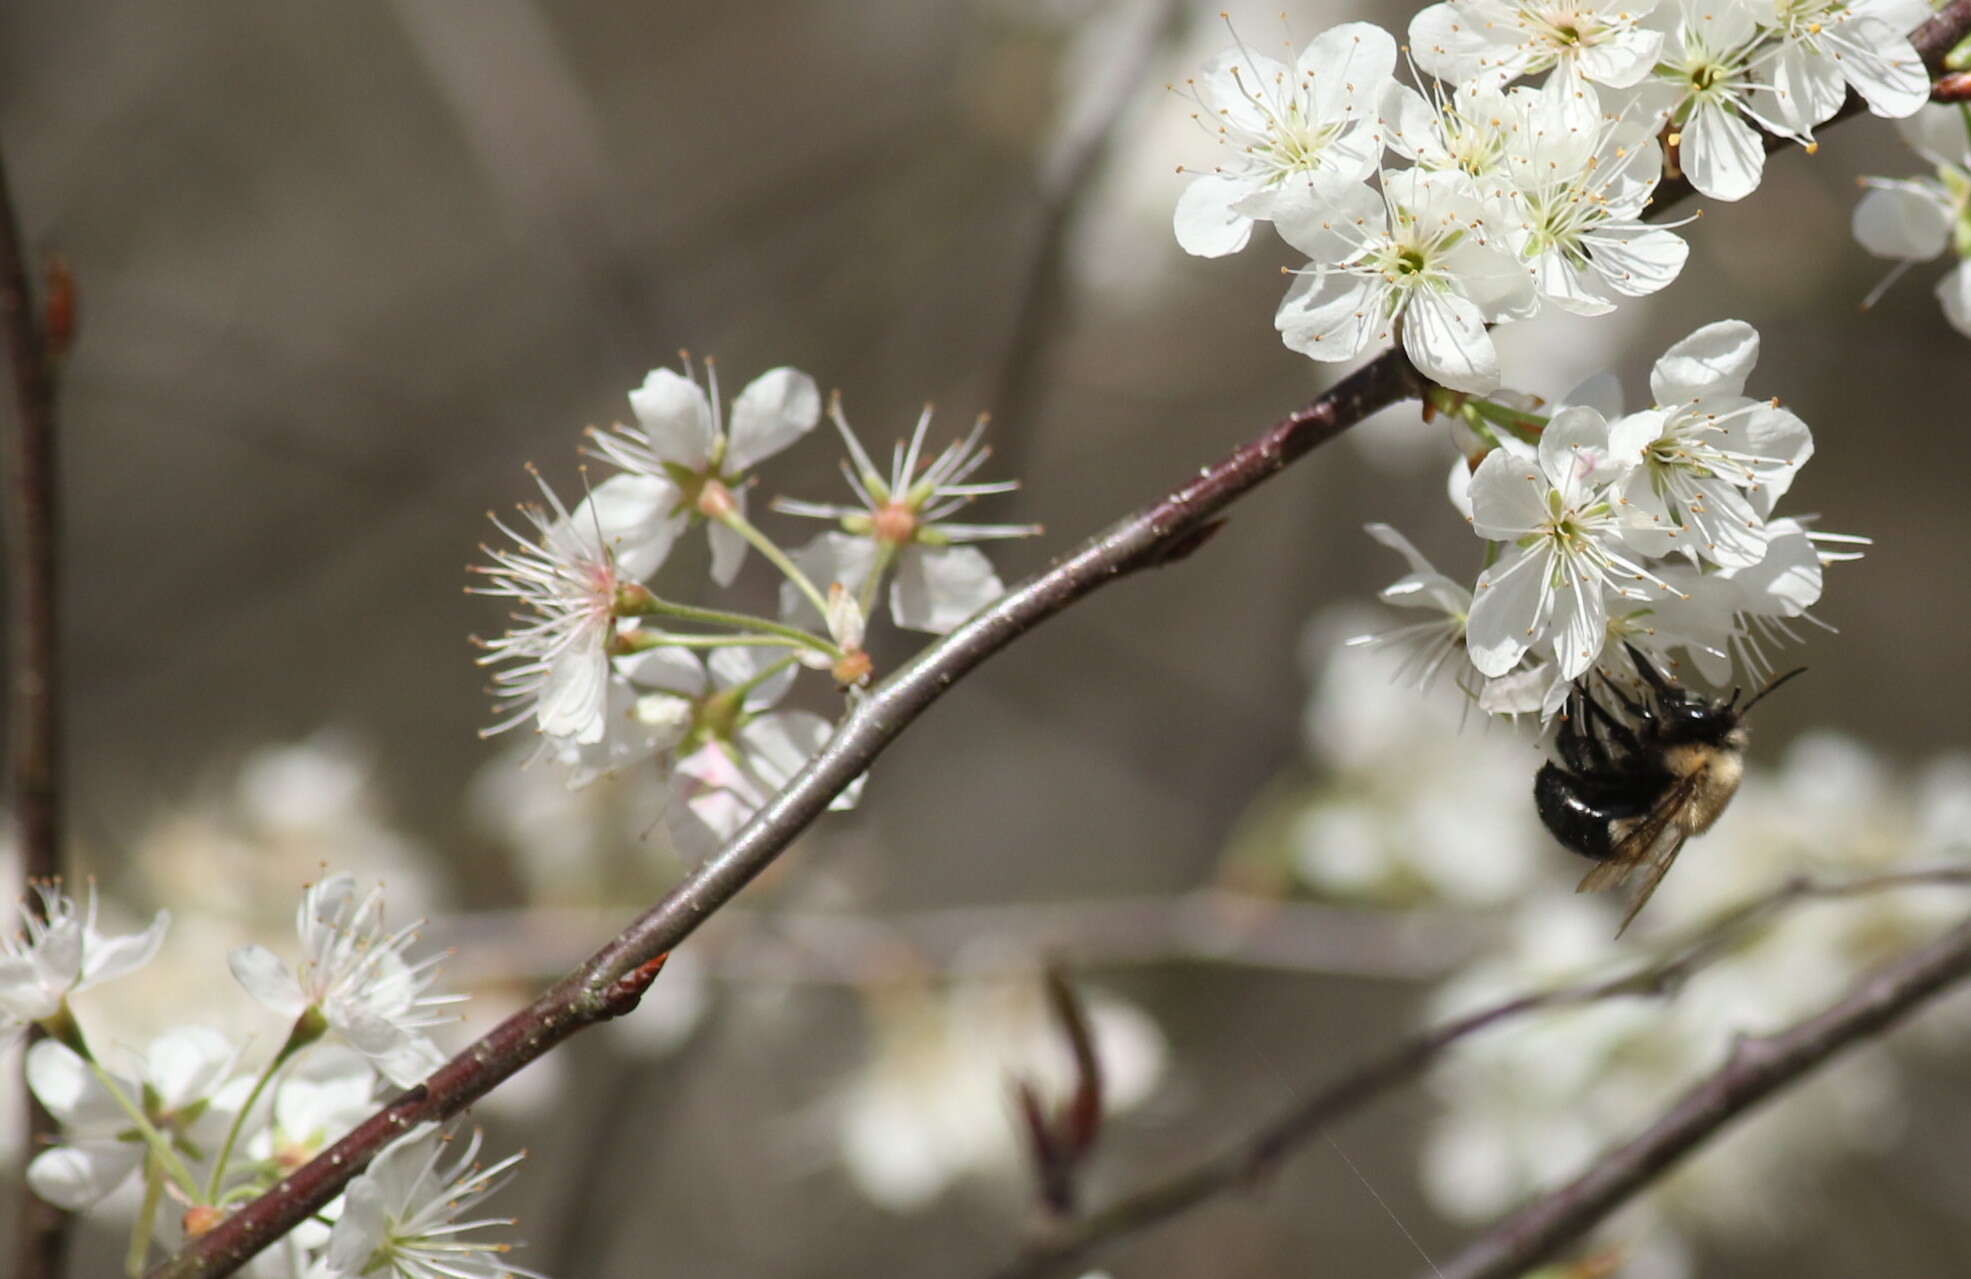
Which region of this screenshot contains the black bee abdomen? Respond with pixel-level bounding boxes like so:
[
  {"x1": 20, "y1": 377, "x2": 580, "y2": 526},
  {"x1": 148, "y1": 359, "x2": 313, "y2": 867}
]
[{"x1": 1535, "y1": 762, "x2": 1655, "y2": 862}]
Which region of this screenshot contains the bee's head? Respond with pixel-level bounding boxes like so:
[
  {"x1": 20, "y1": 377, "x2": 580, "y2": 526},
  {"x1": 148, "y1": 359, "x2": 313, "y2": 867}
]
[{"x1": 1658, "y1": 692, "x2": 1742, "y2": 745}]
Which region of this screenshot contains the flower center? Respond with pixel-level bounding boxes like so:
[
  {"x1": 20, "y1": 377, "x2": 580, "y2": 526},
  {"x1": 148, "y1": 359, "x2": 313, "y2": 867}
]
[{"x1": 872, "y1": 501, "x2": 920, "y2": 546}]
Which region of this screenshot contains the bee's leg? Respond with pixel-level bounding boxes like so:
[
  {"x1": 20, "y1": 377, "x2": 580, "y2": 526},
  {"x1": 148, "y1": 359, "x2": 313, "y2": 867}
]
[
  {"x1": 1594, "y1": 666, "x2": 1653, "y2": 725},
  {"x1": 1555, "y1": 685, "x2": 1606, "y2": 773},
  {"x1": 1580, "y1": 681, "x2": 1643, "y2": 759},
  {"x1": 1623, "y1": 643, "x2": 1680, "y2": 699}
]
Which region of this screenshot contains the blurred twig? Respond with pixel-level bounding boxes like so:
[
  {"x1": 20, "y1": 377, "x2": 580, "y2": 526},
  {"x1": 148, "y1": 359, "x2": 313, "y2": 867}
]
[
  {"x1": 0, "y1": 140, "x2": 72, "y2": 1279},
  {"x1": 986, "y1": 0, "x2": 1183, "y2": 473},
  {"x1": 979, "y1": 866, "x2": 1971, "y2": 1279},
  {"x1": 429, "y1": 890, "x2": 1481, "y2": 985},
  {"x1": 1428, "y1": 911, "x2": 1971, "y2": 1279}
]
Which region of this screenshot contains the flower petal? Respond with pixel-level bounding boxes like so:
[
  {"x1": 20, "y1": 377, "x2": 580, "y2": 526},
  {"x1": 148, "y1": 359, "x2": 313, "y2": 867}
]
[
  {"x1": 727, "y1": 367, "x2": 822, "y2": 473},
  {"x1": 628, "y1": 368, "x2": 715, "y2": 470},
  {"x1": 891, "y1": 545, "x2": 1004, "y2": 633}
]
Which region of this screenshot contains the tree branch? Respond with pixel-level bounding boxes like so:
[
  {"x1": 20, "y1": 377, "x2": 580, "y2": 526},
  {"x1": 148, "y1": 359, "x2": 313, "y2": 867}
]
[
  {"x1": 1, "y1": 138, "x2": 72, "y2": 1279},
  {"x1": 978, "y1": 866, "x2": 1971, "y2": 1279},
  {"x1": 1429, "y1": 910, "x2": 1971, "y2": 1279},
  {"x1": 148, "y1": 1, "x2": 1971, "y2": 1270},
  {"x1": 148, "y1": 295, "x2": 1425, "y2": 1279}
]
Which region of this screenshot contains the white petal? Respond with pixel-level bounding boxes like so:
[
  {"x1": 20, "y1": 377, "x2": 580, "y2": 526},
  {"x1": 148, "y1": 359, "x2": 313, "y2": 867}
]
[
  {"x1": 536, "y1": 643, "x2": 612, "y2": 744},
  {"x1": 1830, "y1": 19, "x2": 1928, "y2": 118},
  {"x1": 891, "y1": 545, "x2": 1004, "y2": 633},
  {"x1": 228, "y1": 945, "x2": 309, "y2": 1017},
  {"x1": 1650, "y1": 319, "x2": 1759, "y2": 404},
  {"x1": 1173, "y1": 175, "x2": 1257, "y2": 258},
  {"x1": 780, "y1": 532, "x2": 882, "y2": 629},
  {"x1": 1563, "y1": 372, "x2": 1624, "y2": 419},
  {"x1": 1852, "y1": 181, "x2": 1952, "y2": 260},
  {"x1": 726, "y1": 367, "x2": 822, "y2": 473},
  {"x1": 627, "y1": 368, "x2": 715, "y2": 470},
  {"x1": 617, "y1": 646, "x2": 708, "y2": 698},
  {"x1": 1764, "y1": 43, "x2": 1847, "y2": 132},
  {"x1": 1408, "y1": 1, "x2": 1505, "y2": 84},
  {"x1": 26, "y1": 1040, "x2": 119, "y2": 1128},
  {"x1": 710, "y1": 645, "x2": 798, "y2": 711},
  {"x1": 1683, "y1": 102, "x2": 1765, "y2": 202},
  {"x1": 1467, "y1": 545, "x2": 1553, "y2": 676},
  {"x1": 707, "y1": 490, "x2": 750, "y2": 586},
  {"x1": 1582, "y1": 224, "x2": 1688, "y2": 299},
  {"x1": 1268, "y1": 181, "x2": 1383, "y2": 262},
  {"x1": 147, "y1": 1026, "x2": 235, "y2": 1108},
  {"x1": 1573, "y1": 28, "x2": 1662, "y2": 87},
  {"x1": 1402, "y1": 288, "x2": 1500, "y2": 394},
  {"x1": 79, "y1": 909, "x2": 171, "y2": 990},
  {"x1": 1276, "y1": 271, "x2": 1383, "y2": 364},
  {"x1": 1939, "y1": 261, "x2": 1971, "y2": 339},
  {"x1": 737, "y1": 710, "x2": 836, "y2": 793},
  {"x1": 1551, "y1": 571, "x2": 1610, "y2": 680},
  {"x1": 1468, "y1": 449, "x2": 1553, "y2": 540},
  {"x1": 28, "y1": 1142, "x2": 143, "y2": 1210},
  {"x1": 575, "y1": 473, "x2": 683, "y2": 581}
]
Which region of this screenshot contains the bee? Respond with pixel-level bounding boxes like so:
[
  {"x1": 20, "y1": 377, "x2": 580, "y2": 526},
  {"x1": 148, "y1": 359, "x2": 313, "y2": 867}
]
[{"x1": 1535, "y1": 645, "x2": 1806, "y2": 937}]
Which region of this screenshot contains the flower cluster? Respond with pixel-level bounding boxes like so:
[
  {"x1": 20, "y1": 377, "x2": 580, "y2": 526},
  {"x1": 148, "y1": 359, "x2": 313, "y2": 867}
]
[
  {"x1": 472, "y1": 358, "x2": 1035, "y2": 843},
  {"x1": 1853, "y1": 102, "x2": 1971, "y2": 339},
  {"x1": 3, "y1": 874, "x2": 535, "y2": 1278},
  {"x1": 1173, "y1": 2, "x2": 1933, "y2": 389},
  {"x1": 1351, "y1": 319, "x2": 1856, "y2": 719}
]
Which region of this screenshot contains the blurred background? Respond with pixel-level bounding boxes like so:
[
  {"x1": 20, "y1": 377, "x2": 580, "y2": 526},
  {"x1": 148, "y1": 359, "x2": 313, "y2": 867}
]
[{"x1": 3, "y1": 0, "x2": 1971, "y2": 1275}]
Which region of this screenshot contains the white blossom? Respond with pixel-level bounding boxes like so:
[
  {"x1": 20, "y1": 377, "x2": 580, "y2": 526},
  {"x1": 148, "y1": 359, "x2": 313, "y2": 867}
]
[
  {"x1": 1172, "y1": 21, "x2": 1396, "y2": 256},
  {"x1": 1853, "y1": 105, "x2": 1971, "y2": 339},
  {"x1": 1751, "y1": 0, "x2": 1929, "y2": 136},
  {"x1": 0, "y1": 883, "x2": 169, "y2": 1045},
  {"x1": 1465, "y1": 405, "x2": 1675, "y2": 679},
  {"x1": 1346, "y1": 523, "x2": 1473, "y2": 691},
  {"x1": 228, "y1": 875, "x2": 459, "y2": 1088},
  {"x1": 1643, "y1": 0, "x2": 1799, "y2": 201},
  {"x1": 325, "y1": 1124, "x2": 537, "y2": 1279},
  {"x1": 1604, "y1": 319, "x2": 1814, "y2": 566},
  {"x1": 587, "y1": 360, "x2": 821, "y2": 584},
  {"x1": 620, "y1": 646, "x2": 859, "y2": 860},
  {"x1": 1495, "y1": 84, "x2": 1689, "y2": 316},
  {"x1": 1408, "y1": 0, "x2": 1665, "y2": 93},
  {"x1": 774, "y1": 401, "x2": 1038, "y2": 634},
  {"x1": 26, "y1": 1027, "x2": 244, "y2": 1209},
  {"x1": 1274, "y1": 168, "x2": 1535, "y2": 392},
  {"x1": 472, "y1": 472, "x2": 674, "y2": 747}
]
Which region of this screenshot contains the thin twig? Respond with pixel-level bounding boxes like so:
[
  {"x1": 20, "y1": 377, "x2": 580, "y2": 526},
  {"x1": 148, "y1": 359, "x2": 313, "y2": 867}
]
[
  {"x1": 986, "y1": 0, "x2": 1184, "y2": 477},
  {"x1": 1429, "y1": 911, "x2": 1971, "y2": 1279},
  {"x1": 1, "y1": 140, "x2": 71, "y2": 1279},
  {"x1": 148, "y1": 3, "x2": 1971, "y2": 1271},
  {"x1": 427, "y1": 890, "x2": 1481, "y2": 986},
  {"x1": 979, "y1": 865, "x2": 1971, "y2": 1279}
]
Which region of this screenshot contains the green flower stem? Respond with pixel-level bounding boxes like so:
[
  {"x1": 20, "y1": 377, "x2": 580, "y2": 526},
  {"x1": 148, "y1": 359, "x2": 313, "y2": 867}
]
[
  {"x1": 619, "y1": 593, "x2": 836, "y2": 661},
  {"x1": 204, "y1": 1009, "x2": 323, "y2": 1200},
  {"x1": 129, "y1": 1158, "x2": 165, "y2": 1277},
  {"x1": 726, "y1": 654, "x2": 800, "y2": 704},
  {"x1": 87, "y1": 1061, "x2": 202, "y2": 1203},
  {"x1": 714, "y1": 506, "x2": 832, "y2": 619},
  {"x1": 858, "y1": 540, "x2": 898, "y2": 619},
  {"x1": 1470, "y1": 397, "x2": 1549, "y2": 442},
  {"x1": 616, "y1": 630, "x2": 820, "y2": 654}
]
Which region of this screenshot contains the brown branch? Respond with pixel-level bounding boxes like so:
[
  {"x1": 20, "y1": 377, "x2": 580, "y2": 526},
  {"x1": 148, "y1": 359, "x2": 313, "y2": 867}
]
[
  {"x1": 147, "y1": 3, "x2": 1971, "y2": 1270},
  {"x1": 147, "y1": 299, "x2": 1426, "y2": 1279},
  {"x1": 978, "y1": 866, "x2": 1971, "y2": 1279},
  {"x1": 1430, "y1": 911, "x2": 1971, "y2": 1279},
  {"x1": 1, "y1": 140, "x2": 72, "y2": 1279}
]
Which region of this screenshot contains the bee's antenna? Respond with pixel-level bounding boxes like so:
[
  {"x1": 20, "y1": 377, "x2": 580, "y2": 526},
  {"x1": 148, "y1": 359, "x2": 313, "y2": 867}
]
[
  {"x1": 1739, "y1": 666, "x2": 1808, "y2": 716},
  {"x1": 1727, "y1": 686, "x2": 1744, "y2": 710},
  {"x1": 1622, "y1": 643, "x2": 1677, "y2": 695}
]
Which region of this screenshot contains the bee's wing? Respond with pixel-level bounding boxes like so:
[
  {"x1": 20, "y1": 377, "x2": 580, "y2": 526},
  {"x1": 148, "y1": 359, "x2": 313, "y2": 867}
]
[{"x1": 1575, "y1": 772, "x2": 1701, "y2": 936}]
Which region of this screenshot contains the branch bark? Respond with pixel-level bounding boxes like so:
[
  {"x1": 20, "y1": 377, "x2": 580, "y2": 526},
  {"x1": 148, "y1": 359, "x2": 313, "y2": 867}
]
[
  {"x1": 148, "y1": 306, "x2": 1424, "y2": 1279},
  {"x1": 1, "y1": 140, "x2": 72, "y2": 1279}
]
